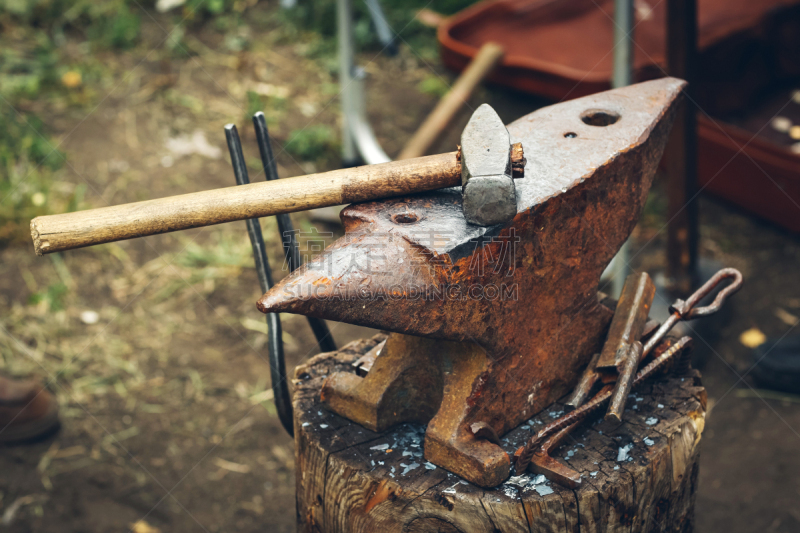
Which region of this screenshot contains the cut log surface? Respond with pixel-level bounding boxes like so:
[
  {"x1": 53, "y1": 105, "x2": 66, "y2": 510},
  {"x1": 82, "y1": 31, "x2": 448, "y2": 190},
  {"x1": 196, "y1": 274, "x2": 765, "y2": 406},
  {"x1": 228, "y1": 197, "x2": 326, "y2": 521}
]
[{"x1": 293, "y1": 334, "x2": 707, "y2": 533}]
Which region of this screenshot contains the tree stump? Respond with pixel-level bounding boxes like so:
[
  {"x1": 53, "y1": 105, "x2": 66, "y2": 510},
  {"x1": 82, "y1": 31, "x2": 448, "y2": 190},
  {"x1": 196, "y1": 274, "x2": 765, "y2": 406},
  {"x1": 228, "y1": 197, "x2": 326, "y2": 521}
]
[{"x1": 293, "y1": 334, "x2": 707, "y2": 533}]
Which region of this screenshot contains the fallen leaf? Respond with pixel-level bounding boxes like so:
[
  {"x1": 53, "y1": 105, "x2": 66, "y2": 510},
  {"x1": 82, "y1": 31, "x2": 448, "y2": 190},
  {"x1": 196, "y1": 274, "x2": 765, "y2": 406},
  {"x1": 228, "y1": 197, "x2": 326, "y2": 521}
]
[
  {"x1": 775, "y1": 308, "x2": 800, "y2": 327},
  {"x1": 249, "y1": 388, "x2": 274, "y2": 404},
  {"x1": 213, "y1": 458, "x2": 251, "y2": 474},
  {"x1": 61, "y1": 71, "x2": 82, "y2": 88},
  {"x1": 739, "y1": 328, "x2": 766, "y2": 348},
  {"x1": 130, "y1": 520, "x2": 161, "y2": 533}
]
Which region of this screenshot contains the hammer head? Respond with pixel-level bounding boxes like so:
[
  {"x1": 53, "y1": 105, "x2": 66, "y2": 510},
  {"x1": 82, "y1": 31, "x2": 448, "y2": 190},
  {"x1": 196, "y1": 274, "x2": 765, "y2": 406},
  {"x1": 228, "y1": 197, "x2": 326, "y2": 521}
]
[{"x1": 461, "y1": 104, "x2": 518, "y2": 226}]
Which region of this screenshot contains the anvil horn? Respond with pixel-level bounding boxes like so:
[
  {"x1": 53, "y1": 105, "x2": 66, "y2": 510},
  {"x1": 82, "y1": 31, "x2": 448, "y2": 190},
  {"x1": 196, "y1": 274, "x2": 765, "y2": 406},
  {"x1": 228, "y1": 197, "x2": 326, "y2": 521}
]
[{"x1": 258, "y1": 78, "x2": 685, "y2": 487}]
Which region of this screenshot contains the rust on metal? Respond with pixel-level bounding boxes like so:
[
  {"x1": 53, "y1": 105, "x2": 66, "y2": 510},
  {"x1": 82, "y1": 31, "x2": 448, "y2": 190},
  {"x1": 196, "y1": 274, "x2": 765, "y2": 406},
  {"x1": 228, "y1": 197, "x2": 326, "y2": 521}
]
[
  {"x1": 516, "y1": 267, "x2": 742, "y2": 478},
  {"x1": 352, "y1": 339, "x2": 385, "y2": 377},
  {"x1": 526, "y1": 421, "x2": 583, "y2": 489},
  {"x1": 470, "y1": 421, "x2": 501, "y2": 445},
  {"x1": 516, "y1": 337, "x2": 694, "y2": 475},
  {"x1": 259, "y1": 79, "x2": 686, "y2": 487},
  {"x1": 564, "y1": 352, "x2": 602, "y2": 411},
  {"x1": 605, "y1": 340, "x2": 643, "y2": 424},
  {"x1": 597, "y1": 272, "x2": 656, "y2": 370},
  {"x1": 673, "y1": 337, "x2": 695, "y2": 375},
  {"x1": 510, "y1": 142, "x2": 526, "y2": 177}
]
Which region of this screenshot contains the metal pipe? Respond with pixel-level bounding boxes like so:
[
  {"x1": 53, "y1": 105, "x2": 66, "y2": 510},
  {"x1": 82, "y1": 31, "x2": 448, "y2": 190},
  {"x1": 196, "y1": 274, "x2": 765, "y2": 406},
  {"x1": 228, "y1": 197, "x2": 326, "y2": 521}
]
[
  {"x1": 337, "y1": 0, "x2": 390, "y2": 165},
  {"x1": 665, "y1": 0, "x2": 699, "y2": 295},
  {"x1": 603, "y1": 0, "x2": 635, "y2": 297},
  {"x1": 612, "y1": 0, "x2": 634, "y2": 89},
  {"x1": 364, "y1": 0, "x2": 397, "y2": 55},
  {"x1": 338, "y1": 0, "x2": 359, "y2": 165}
]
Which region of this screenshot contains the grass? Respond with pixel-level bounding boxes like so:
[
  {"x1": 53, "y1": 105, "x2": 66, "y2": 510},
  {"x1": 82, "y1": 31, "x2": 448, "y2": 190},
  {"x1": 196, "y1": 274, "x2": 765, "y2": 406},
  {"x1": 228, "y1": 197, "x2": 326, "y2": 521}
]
[
  {"x1": 0, "y1": 107, "x2": 86, "y2": 245},
  {"x1": 279, "y1": 0, "x2": 477, "y2": 63},
  {"x1": 0, "y1": 0, "x2": 478, "y2": 246},
  {"x1": 0, "y1": 0, "x2": 253, "y2": 245},
  {"x1": 284, "y1": 125, "x2": 338, "y2": 161}
]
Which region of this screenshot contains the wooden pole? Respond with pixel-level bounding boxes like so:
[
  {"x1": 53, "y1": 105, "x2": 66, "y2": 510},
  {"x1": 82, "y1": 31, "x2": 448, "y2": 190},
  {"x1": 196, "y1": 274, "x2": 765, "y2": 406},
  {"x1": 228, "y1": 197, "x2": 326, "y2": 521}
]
[
  {"x1": 397, "y1": 42, "x2": 504, "y2": 160},
  {"x1": 30, "y1": 152, "x2": 460, "y2": 256}
]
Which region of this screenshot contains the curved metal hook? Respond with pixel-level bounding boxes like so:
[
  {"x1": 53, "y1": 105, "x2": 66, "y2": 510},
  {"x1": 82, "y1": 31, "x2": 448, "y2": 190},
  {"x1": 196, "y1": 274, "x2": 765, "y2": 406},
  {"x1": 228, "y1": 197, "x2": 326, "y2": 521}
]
[{"x1": 670, "y1": 268, "x2": 744, "y2": 319}]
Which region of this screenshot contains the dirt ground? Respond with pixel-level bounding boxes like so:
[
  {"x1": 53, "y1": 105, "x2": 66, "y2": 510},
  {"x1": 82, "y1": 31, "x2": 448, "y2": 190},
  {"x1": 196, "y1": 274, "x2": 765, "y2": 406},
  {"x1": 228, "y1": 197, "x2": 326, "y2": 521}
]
[{"x1": 1, "y1": 6, "x2": 799, "y2": 532}]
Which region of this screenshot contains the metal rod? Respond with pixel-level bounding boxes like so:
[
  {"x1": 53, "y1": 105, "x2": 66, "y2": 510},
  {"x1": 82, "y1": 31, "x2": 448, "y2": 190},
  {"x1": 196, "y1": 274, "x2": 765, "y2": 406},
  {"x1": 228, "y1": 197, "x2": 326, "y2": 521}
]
[
  {"x1": 364, "y1": 0, "x2": 397, "y2": 55},
  {"x1": 604, "y1": 341, "x2": 642, "y2": 424},
  {"x1": 225, "y1": 124, "x2": 294, "y2": 436},
  {"x1": 252, "y1": 113, "x2": 337, "y2": 354},
  {"x1": 252, "y1": 113, "x2": 301, "y2": 274},
  {"x1": 666, "y1": 0, "x2": 699, "y2": 294}
]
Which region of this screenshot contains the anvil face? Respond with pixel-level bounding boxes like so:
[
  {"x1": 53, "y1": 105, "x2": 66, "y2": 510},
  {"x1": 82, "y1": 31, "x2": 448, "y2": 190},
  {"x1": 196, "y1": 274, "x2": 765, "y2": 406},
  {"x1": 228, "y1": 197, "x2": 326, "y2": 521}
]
[{"x1": 259, "y1": 78, "x2": 685, "y2": 487}]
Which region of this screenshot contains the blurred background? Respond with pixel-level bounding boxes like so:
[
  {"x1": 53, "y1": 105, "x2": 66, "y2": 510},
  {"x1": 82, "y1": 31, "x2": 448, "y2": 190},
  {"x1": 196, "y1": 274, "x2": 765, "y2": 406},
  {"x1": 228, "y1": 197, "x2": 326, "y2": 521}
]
[{"x1": 0, "y1": 0, "x2": 799, "y2": 531}]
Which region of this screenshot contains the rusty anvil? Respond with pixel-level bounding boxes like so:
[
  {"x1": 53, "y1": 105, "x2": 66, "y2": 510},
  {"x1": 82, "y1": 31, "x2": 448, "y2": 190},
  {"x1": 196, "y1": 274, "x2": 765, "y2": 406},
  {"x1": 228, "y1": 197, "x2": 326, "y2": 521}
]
[{"x1": 258, "y1": 78, "x2": 685, "y2": 488}]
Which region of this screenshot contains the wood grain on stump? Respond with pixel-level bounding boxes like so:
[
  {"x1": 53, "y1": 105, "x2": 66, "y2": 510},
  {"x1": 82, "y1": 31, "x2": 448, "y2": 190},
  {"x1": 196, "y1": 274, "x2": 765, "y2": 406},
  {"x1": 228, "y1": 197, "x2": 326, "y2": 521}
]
[{"x1": 293, "y1": 334, "x2": 707, "y2": 533}]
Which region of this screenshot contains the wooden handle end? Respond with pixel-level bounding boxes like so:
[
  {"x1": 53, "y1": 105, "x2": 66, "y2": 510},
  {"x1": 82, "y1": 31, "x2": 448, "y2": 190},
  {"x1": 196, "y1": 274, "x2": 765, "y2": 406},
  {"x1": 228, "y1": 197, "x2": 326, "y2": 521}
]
[{"x1": 31, "y1": 218, "x2": 47, "y2": 256}]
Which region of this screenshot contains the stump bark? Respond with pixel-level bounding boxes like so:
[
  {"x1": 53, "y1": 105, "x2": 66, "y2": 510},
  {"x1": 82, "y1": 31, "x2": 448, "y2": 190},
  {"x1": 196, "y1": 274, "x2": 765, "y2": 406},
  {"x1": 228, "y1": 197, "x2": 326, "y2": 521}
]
[{"x1": 293, "y1": 334, "x2": 707, "y2": 533}]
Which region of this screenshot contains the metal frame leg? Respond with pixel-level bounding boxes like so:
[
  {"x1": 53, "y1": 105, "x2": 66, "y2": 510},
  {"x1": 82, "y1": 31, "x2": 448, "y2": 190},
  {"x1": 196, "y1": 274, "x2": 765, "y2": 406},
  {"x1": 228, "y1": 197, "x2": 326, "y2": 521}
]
[
  {"x1": 338, "y1": 0, "x2": 391, "y2": 165},
  {"x1": 602, "y1": 0, "x2": 635, "y2": 297}
]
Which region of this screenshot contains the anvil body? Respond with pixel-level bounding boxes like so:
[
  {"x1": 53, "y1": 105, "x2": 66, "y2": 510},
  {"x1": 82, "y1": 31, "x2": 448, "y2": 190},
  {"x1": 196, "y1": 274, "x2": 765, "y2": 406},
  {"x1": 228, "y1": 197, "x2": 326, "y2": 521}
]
[{"x1": 259, "y1": 78, "x2": 685, "y2": 487}]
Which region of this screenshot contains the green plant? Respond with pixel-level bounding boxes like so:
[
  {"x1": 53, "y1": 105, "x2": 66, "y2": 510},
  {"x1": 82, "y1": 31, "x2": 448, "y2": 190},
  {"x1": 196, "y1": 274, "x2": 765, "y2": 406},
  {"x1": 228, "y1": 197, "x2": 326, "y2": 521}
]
[
  {"x1": 0, "y1": 42, "x2": 60, "y2": 101},
  {"x1": 417, "y1": 75, "x2": 450, "y2": 98},
  {"x1": 277, "y1": 0, "x2": 477, "y2": 63},
  {"x1": 86, "y1": 3, "x2": 141, "y2": 49},
  {"x1": 284, "y1": 125, "x2": 337, "y2": 162},
  {"x1": 0, "y1": 108, "x2": 85, "y2": 245},
  {"x1": 28, "y1": 282, "x2": 68, "y2": 311}
]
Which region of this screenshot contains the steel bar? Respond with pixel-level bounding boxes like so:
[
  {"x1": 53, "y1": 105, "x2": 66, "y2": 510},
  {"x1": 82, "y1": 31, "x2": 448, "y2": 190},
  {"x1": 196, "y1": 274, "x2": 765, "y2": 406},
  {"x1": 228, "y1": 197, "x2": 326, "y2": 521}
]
[
  {"x1": 564, "y1": 352, "x2": 602, "y2": 411},
  {"x1": 527, "y1": 421, "x2": 583, "y2": 488},
  {"x1": 225, "y1": 124, "x2": 294, "y2": 436},
  {"x1": 604, "y1": 0, "x2": 635, "y2": 297},
  {"x1": 642, "y1": 268, "x2": 742, "y2": 357},
  {"x1": 252, "y1": 112, "x2": 301, "y2": 274},
  {"x1": 605, "y1": 341, "x2": 642, "y2": 424},
  {"x1": 597, "y1": 272, "x2": 655, "y2": 369},
  {"x1": 252, "y1": 113, "x2": 336, "y2": 353}
]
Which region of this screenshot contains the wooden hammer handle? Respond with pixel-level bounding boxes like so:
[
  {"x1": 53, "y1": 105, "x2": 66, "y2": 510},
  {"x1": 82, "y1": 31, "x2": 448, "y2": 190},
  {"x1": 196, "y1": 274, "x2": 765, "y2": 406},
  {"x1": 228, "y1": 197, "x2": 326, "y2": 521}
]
[{"x1": 31, "y1": 152, "x2": 460, "y2": 255}]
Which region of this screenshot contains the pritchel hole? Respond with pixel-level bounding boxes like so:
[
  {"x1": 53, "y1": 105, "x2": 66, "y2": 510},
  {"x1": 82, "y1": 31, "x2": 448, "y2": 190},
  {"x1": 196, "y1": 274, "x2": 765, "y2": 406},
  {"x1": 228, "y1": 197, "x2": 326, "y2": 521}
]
[
  {"x1": 564, "y1": 132, "x2": 578, "y2": 138},
  {"x1": 580, "y1": 109, "x2": 621, "y2": 127},
  {"x1": 392, "y1": 212, "x2": 419, "y2": 224}
]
